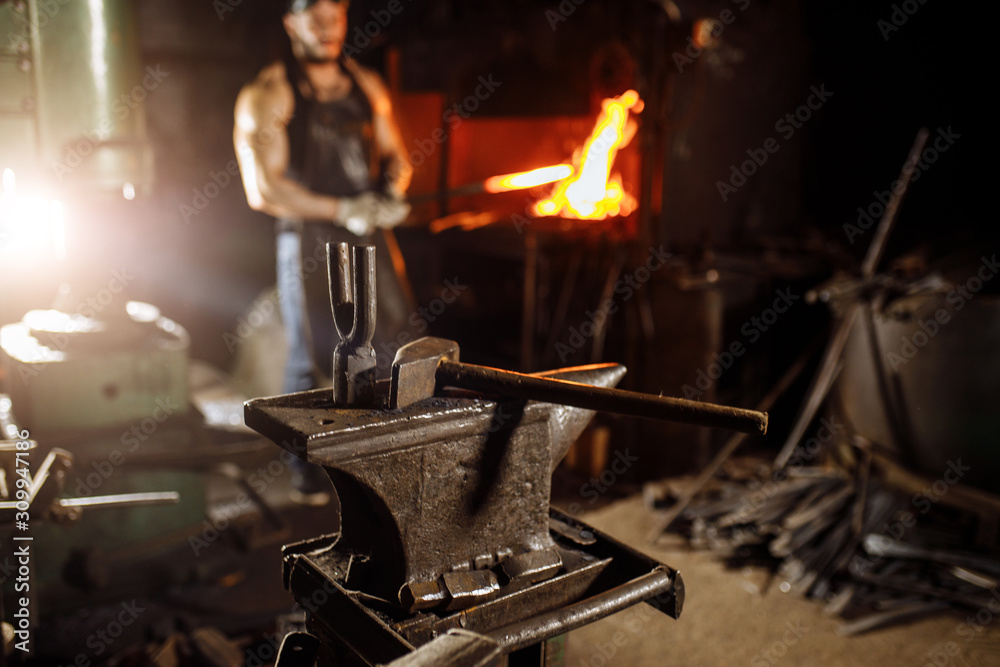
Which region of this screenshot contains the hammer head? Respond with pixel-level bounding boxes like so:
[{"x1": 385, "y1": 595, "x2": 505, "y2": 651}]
[{"x1": 390, "y1": 337, "x2": 460, "y2": 409}]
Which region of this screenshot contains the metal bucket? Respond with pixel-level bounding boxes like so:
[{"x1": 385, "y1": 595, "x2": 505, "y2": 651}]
[{"x1": 833, "y1": 282, "x2": 1000, "y2": 493}]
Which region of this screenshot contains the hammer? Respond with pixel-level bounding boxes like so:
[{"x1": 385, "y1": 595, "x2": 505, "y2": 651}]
[{"x1": 391, "y1": 337, "x2": 768, "y2": 435}]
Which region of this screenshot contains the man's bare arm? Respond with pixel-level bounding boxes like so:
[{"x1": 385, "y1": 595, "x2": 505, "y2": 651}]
[{"x1": 233, "y1": 63, "x2": 345, "y2": 222}]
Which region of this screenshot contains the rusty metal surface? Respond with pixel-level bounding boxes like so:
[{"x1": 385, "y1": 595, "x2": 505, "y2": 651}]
[
  {"x1": 497, "y1": 548, "x2": 562, "y2": 585},
  {"x1": 278, "y1": 508, "x2": 681, "y2": 665},
  {"x1": 487, "y1": 566, "x2": 677, "y2": 651},
  {"x1": 246, "y1": 362, "x2": 626, "y2": 605},
  {"x1": 389, "y1": 337, "x2": 460, "y2": 408}
]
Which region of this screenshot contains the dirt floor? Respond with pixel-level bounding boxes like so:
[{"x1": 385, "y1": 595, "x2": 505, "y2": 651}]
[{"x1": 562, "y1": 495, "x2": 1000, "y2": 667}]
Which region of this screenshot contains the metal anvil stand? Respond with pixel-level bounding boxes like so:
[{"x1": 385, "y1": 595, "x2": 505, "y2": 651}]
[{"x1": 245, "y1": 244, "x2": 765, "y2": 666}]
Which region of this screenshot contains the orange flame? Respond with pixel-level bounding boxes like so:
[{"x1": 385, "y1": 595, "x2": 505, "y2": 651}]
[
  {"x1": 484, "y1": 164, "x2": 574, "y2": 193},
  {"x1": 533, "y1": 90, "x2": 641, "y2": 220}
]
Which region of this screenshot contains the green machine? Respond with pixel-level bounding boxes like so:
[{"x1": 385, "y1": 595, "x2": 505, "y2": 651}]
[
  {"x1": 0, "y1": 0, "x2": 153, "y2": 192},
  {"x1": 0, "y1": 1, "x2": 267, "y2": 638}
]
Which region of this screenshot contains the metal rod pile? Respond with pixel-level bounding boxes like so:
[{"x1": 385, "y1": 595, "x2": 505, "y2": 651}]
[{"x1": 651, "y1": 459, "x2": 1000, "y2": 635}]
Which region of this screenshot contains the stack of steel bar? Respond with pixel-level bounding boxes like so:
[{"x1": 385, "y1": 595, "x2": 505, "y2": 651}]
[{"x1": 649, "y1": 458, "x2": 1000, "y2": 635}]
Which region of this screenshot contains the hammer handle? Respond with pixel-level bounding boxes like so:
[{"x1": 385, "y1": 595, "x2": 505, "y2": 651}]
[{"x1": 437, "y1": 360, "x2": 768, "y2": 436}]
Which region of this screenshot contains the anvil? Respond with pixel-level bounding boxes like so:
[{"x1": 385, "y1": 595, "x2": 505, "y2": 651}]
[
  {"x1": 245, "y1": 376, "x2": 683, "y2": 664},
  {"x1": 243, "y1": 244, "x2": 763, "y2": 664},
  {"x1": 247, "y1": 362, "x2": 651, "y2": 601}
]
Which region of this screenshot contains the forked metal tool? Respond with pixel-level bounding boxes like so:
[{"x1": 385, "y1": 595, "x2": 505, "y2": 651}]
[{"x1": 329, "y1": 242, "x2": 377, "y2": 407}]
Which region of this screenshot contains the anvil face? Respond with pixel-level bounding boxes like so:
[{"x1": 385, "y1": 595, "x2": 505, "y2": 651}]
[{"x1": 244, "y1": 364, "x2": 626, "y2": 607}]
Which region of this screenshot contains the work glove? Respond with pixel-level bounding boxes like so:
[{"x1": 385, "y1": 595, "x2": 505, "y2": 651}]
[
  {"x1": 334, "y1": 193, "x2": 410, "y2": 236},
  {"x1": 334, "y1": 192, "x2": 380, "y2": 236},
  {"x1": 372, "y1": 194, "x2": 411, "y2": 229}
]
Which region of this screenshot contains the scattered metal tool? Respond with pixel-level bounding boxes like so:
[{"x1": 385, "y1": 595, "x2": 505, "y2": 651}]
[
  {"x1": 646, "y1": 338, "x2": 819, "y2": 542},
  {"x1": 0, "y1": 437, "x2": 179, "y2": 523},
  {"x1": 863, "y1": 534, "x2": 1000, "y2": 576},
  {"x1": 836, "y1": 600, "x2": 949, "y2": 637},
  {"x1": 659, "y1": 449, "x2": 1000, "y2": 634}
]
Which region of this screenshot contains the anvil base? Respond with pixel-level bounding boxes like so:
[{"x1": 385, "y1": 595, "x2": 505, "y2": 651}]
[{"x1": 281, "y1": 508, "x2": 683, "y2": 666}]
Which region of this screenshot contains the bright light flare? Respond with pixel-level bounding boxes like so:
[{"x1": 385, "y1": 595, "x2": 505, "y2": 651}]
[
  {"x1": 0, "y1": 319, "x2": 68, "y2": 363},
  {"x1": 50, "y1": 199, "x2": 66, "y2": 260},
  {"x1": 533, "y1": 90, "x2": 642, "y2": 221},
  {"x1": 484, "y1": 164, "x2": 574, "y2": 193},
  {"x1": 0, "y1": 168, "x2": 68, "y2": 260}
]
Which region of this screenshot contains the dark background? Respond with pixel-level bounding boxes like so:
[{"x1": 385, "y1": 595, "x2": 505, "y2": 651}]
[
  {"x1": 121, "y1": 0, "x2": 975, "y2": 364},
  {"x1": 2, "y1": 0, "x2": 979, "y2": 393}
]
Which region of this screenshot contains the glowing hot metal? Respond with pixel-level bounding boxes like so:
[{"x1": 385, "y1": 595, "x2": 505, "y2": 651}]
[
  {"x1": 532, "y1": 90, "x2": 642, "y2": 221},
  {"x1": 483, "y1": 165, "x2": 574, "y2": 193}
]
